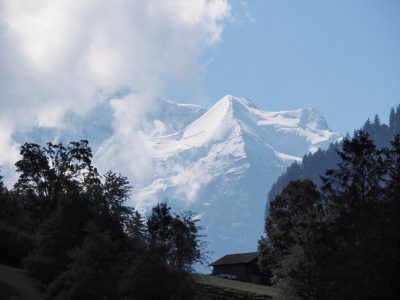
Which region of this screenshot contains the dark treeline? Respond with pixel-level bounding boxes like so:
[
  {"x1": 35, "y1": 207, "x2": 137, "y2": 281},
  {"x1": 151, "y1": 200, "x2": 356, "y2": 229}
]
[
  {"x1": 0, "y1": 141, "x2": 204, "y2": 299},
  {"x1": 258, "y1": 130, "x2": 399, "y2": 299},
  {"x1": 268, "y1": 105, "x2": 400, "y2": 203}
]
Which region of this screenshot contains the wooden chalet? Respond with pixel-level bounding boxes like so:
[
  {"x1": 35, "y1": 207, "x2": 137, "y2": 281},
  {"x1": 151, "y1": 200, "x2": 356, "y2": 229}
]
[{"x1": 209, "y1": 252, "x2": 266, "y2": 284}]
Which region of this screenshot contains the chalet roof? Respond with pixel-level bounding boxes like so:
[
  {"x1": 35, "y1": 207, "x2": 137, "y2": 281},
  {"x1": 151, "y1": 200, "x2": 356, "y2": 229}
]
[{"x1": 209, "y1": 252, "x2": 258, "y2": 266}]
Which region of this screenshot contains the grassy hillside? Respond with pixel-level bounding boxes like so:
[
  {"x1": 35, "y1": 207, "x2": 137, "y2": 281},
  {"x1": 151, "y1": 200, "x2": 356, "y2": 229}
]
[
  {"x1": 0, "y1": 265, "x2": 281, "y2": 300},
  {"x1": 195, "y1": 274, "x2": 282, "y2": 299},
  {"x1": 0, "y1": 265, "x2": 43, "y2": 300}
]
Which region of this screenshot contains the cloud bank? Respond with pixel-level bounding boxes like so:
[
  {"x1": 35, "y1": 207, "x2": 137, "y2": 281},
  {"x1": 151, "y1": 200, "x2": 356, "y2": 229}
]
[{"x1": 0, "y1": 0, "x2": 231, "y2": 180}]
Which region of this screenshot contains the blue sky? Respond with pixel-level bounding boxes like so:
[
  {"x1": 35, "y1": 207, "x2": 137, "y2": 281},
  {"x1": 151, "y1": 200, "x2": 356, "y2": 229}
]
[
  {"x1": 0, "y1": 0, "x2": 399, "y2": 167},
  {"x1": 168, "y1": 0, "x2": 400, "y2": 135}
]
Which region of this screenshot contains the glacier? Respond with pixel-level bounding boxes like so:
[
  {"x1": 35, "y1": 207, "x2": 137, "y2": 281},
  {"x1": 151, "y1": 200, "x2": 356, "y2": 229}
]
[{"x1": 11, "y1": 95, "x2": 340, "y2": 271}]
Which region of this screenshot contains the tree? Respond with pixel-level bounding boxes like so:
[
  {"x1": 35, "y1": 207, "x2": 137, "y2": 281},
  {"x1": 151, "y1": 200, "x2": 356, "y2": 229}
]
[
  {"x1": 147, "y1": 203, "x2": 203, "y2": 272},
  {"x1": 315, "y1": 131, "x2": 390, "y2": 299},
  {"x1": 260, "y1": 132, "x2": 397, "y2": 299},
  {"x1": 0, "y1": 172, "x2": 4, "y2": 192},
  {"x1": 0, "y1": 222, "x2": 34, "y2": 267},
  {"x1": 258, "y1": 180, "x2": 321, "y2": 287},
  {"x1": 99, "y1": 171, "x2": 132, "y2": 236},
  {"x1": 23, "y1": 191, "x2": 93, "y2": 288},
  {"x1": 0, "y1": 172, "x2": 34, "y2": 266},
  {"x1": 169, "y1": 211, "x2": 203, "y2": 271},
  {"x1": 120, "y1": 205, "x2": 202, "y2": 300},
  {"x1": 376, "y1": 134, "x2": 400, "y2": 298},
  {"x1": 389, "y1": 104, "x2": 400, "y2": 132},
  {"x1": 14, "y1": 141, "x2": 98, "y2": 222},
  {"x1": 47, "y1": 226, "x2": 122, "y2": 300},
  {"x1": 119, "y1": 252, "x2": 197, "y2": 300},
  {"x1": 22, "y1": 170, "x2": 134, "y2": 290},
  {"x1": 125, "y1": 210, "x2": 146, "y2": 246},
  {"x1": 313, "y1": 131, "x2": 398, "y2": 299},
  {"x1": 0, "y1": 173, "x2": 13, "y2": 224}
]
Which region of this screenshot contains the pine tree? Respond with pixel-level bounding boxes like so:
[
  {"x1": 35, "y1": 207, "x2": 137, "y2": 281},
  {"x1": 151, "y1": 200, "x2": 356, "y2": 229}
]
[
  {"x1": 376, "y1": 134, "x2": 400, "y2": 298},
  {"x1": 394, "y1": 105, "x2": 400, "y2": 131},
  {"x1": 319, "y1": 131, "x2": 388, "y2": 299},
  {"x1": 389, "y1": 107, "x2": 395, "y2": 128}
]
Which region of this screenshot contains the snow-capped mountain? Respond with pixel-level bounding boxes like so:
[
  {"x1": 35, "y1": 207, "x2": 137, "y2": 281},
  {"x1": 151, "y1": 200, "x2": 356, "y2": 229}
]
[
  {"x1": 123, "y1": 95, "x2": 339, "y2": 266},
  {"x1": 12, "y1": 95, "x2": 340, "y2": 269}
]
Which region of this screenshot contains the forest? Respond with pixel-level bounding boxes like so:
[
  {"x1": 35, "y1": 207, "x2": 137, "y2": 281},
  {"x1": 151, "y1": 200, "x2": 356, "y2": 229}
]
[
  {"x1": 0, "y1": 141, "x2": 204, "y2": 299},
  {"x1": 258, "y1": 108, "x2": 400, "y2": 299}
]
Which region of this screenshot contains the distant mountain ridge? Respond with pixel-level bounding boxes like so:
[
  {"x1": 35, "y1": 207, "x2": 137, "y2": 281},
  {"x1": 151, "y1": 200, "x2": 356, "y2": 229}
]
[
  {"x1": 268, "y1": 104, "x2": 400, "y2": 204},
  {"x1": 11, "y1": 95, "x2": 340, "y2": 266}
]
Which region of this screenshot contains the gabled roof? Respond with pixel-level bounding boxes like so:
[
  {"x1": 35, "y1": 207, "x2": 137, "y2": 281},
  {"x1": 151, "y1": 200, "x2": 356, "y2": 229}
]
[{"x1": 209, "y1": 252, "x2": 258, "y2": 266}]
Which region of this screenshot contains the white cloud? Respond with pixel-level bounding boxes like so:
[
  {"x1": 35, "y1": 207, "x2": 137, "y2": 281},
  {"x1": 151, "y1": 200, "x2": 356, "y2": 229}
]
[
  {"x1": 0, "y1": 0, "x2": 231, "y2": 180},
  {"x1": 0, "y1": 121, "x2": 19, "y2": 166}
]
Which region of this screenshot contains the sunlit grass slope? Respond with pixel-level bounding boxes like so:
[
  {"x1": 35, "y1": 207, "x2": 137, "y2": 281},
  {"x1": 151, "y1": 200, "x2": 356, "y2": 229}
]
[{"x1": 195, "y1": 274, "x2": 282, "y2": 299}]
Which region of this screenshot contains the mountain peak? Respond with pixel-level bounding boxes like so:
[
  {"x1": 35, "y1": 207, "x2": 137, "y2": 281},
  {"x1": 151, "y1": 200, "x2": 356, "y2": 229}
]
[
  {"x1": 215, "y1": 97, "x2": 330, "y2": 131},
  {"x1": 181, "y1": 95, "x2": 242, "y2": 145},
  {"x1": 217, "y1": 95, "x2": 256, "y2": 110}
]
